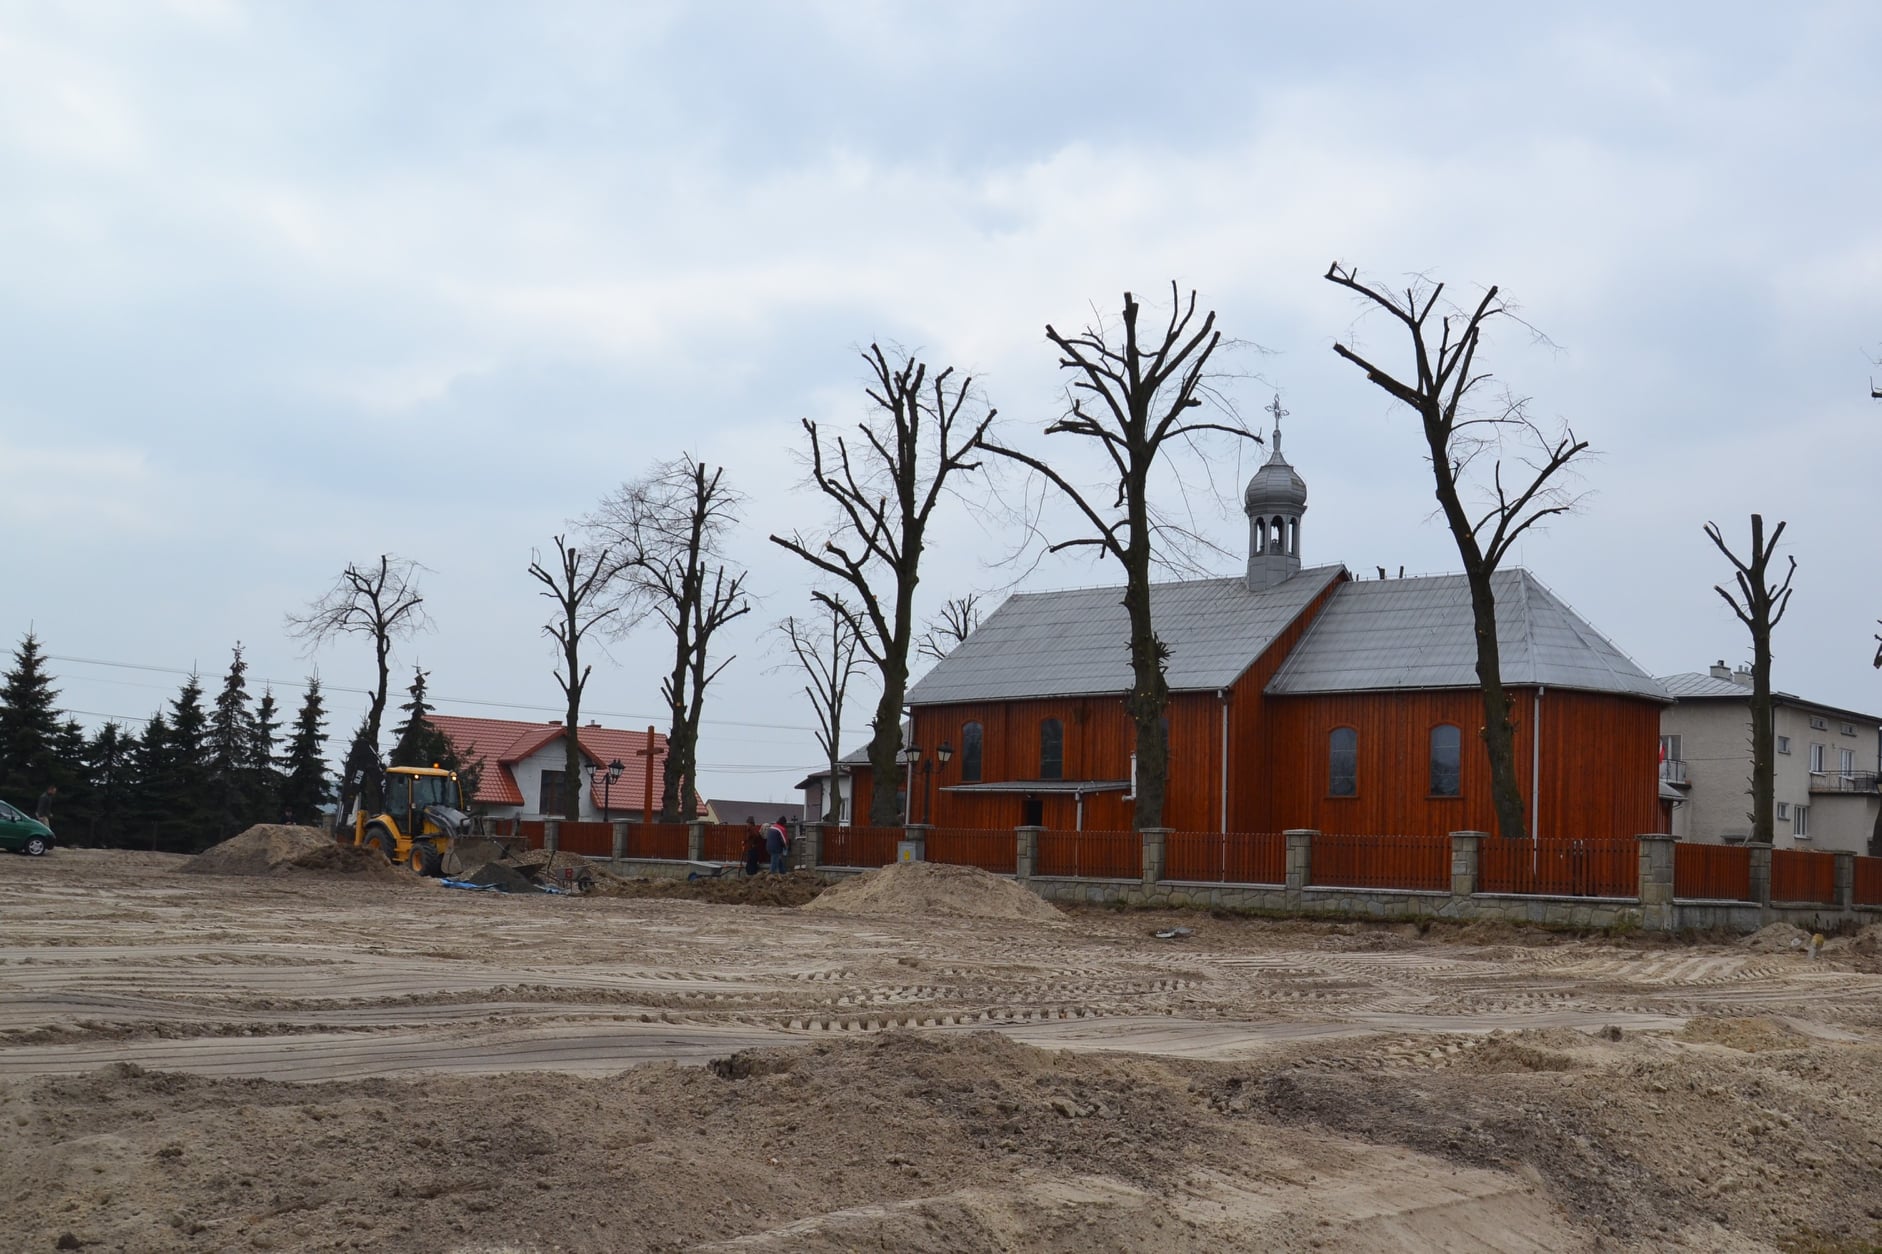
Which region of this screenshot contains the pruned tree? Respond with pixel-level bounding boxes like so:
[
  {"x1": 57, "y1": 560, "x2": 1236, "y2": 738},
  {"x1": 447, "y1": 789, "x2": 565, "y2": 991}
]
[
  {"x1": 587, "y1": 458, "x2": 750, "y2": 822},
  {"x1": 1325, "y1": 262, "x2": 1590, "y2": 841},
  {"x1": 286, "y1": 555, "x2": 431, "y2": 819},
  {"x1": 917, "y1": 593, "x2": 983, "y2": 663},
  {"x1": 528, "y1": 536, "x2": 620, "y2": 820},
  {"x1": 1704, "y1": 514, "x2": 1796, "y2": 845},
  {"x1": 982, "y1": 287, "x2": 1256, "y2": 829},
  {"x1": 772, "y1": 346, "x2": 995, "y2": 825},
  {"x1": 776, "y1": 598, "x2": 868, "y2": 822}
]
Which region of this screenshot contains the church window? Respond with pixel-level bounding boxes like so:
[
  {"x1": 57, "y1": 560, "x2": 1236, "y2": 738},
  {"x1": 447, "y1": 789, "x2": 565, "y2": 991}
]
[
  {"x1": 961, "y1": 721, "x2": 984, "y2": 783},
  {"x1": 1429, "y1": 724, "x2": 1462, "y2": 797},
  {"x1": 1328, "y1": 727, "x2": 1357, "y2": 797},
  {"x1": 1040, "y1": 718, "x2": 1064, "y2": 780},
  {"x1": 1287, "y1": 516, "x2": 1299, "y2": 556}
]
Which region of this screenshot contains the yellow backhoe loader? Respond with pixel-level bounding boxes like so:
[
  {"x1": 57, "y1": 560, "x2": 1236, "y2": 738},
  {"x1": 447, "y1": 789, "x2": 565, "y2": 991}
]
[{"x1": 352, "y1": 765, "x2": 517, "y2": 877}]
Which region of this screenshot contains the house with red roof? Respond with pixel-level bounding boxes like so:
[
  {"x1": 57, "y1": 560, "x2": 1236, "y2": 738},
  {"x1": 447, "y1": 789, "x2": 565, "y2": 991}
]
[{"x1": 428, "y1": 715, "x2": 703, "y2": 822}]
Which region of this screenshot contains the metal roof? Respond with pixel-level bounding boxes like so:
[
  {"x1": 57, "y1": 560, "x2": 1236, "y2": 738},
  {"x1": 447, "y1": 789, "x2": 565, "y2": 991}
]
[
  {"x1": 1658, "y1": 672, "x2": 1882, "y2": 724},
  {"x1": 904, "y1": 565, "x2": 1345, "y2": 705},
  {"x1": 1264, "y1": 569, "x2": 1668, "y2": 700}
]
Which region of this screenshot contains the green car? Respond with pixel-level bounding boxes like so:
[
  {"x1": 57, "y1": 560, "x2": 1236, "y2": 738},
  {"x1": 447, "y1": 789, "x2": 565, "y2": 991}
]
[{"x1": 0, "y1": 800, "x2": 53, "y2": 856}]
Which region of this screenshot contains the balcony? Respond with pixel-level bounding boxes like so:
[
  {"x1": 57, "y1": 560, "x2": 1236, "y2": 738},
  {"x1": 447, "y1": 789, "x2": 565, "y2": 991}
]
[
  {"x1": 1809, "y1": 771, "x2": 1880, "y2": 795},
  {"x1": 1659, "y1": 758, "x2": 1689, "y2": 785}
]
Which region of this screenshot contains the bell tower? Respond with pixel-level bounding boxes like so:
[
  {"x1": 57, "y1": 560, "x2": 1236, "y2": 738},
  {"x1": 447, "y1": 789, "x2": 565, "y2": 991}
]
[{"x1": 1244, "y1": 395, "x2": 1308, "y2": 591}]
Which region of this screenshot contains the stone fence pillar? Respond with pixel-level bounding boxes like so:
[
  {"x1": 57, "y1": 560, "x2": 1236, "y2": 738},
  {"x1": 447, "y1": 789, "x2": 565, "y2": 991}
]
[
  {"x1": 1835, "y1": 851, "x2": 1855, "y2": 911},
  {"x1": 1747, "y1": 844, "x2": 1772, "y2": 907},
  {"x1": 1284, "y1": 830, "x2": 1316, "y2": 906},
  {"x1": 687, "y1": 821, "x2": 706, "y2": 863},
  {"x1": 1140, "y1": 827, "x2": 1169, "y2": 886},
  {"x1": 543, "y1": 819, "x2": 560, "y2": 855},
  {"x1": 794, "y1": 823, "x2": 822, "y2": 870},
  {"x1": 1450, "y1": 831, "x2": 1485, "y2": 897},
  {"x1": 611, "y1": 820, "x2": 629, "y2": 862},
  {"x1": 1015, "y1": 826, "x2": 1040, "y2": 881},
  {"x1": 902, "y1": 823, "x2": 931, "y2": 863},
  {"x1": 1637, "y1": 833, "x2": 1676, "y2": 931}
]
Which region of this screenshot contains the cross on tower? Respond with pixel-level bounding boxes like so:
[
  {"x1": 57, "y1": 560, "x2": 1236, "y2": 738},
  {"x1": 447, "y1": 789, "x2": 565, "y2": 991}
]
[{"x1": 1265, "y1": 394, "x2": 1288, "y2": 451}]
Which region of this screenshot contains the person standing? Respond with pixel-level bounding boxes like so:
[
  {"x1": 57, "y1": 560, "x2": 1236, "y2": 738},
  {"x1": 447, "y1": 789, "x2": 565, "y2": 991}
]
[
  {"x1": 743, "y1": 816, "x2": 763, "y2": 877},
  {"x1": 764, "y1": 818, "x2": 786, "y2": 875},
  {"x1": 35, "y1": 785, "x2": 56, "y2": 832}
]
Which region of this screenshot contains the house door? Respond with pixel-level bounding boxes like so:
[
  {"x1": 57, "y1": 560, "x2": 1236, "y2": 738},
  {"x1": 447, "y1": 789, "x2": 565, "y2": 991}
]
[{"x1": 1020, "y1": 796, "x2": 1043, "y2": 827}]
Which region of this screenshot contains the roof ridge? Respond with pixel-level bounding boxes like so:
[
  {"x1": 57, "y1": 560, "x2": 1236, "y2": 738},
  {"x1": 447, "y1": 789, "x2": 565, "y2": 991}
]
[{"x1": 1521, "y1": 570, "x2": 1662, "y2": 695}]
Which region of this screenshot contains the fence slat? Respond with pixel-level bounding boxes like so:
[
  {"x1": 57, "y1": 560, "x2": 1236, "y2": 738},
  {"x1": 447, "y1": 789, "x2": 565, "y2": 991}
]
[
  {"x1": 1770, "y1": 848, "x2": 1838, "y2": 905},
  {"x1": 1035, "y1": 830, "x2": 1138, "y2": 879},
  {"x1": 820, "y1": 826, "x2": 900, "y2": 868},
  {"x1": 1479, "y1": 837, "x2": 1638, "y2": 898},
  {"x1": 1309, "y1": 834, "x2": 1449, "y2": 892},
  {"x1": 1855, "y1": 856, "x2": 1882, "y2": 907},
  {"x1": 925, "y1": 828, "x2": 1018, "y2": 874},
  {"x1": 1164, "y1": 832, "x2": 1285, "y2": 884}
]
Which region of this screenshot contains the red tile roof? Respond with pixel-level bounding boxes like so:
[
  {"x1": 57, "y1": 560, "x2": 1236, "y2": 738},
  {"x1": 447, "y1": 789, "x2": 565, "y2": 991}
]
[{"x1": 427, "y1": 715, "x2": 703, "y2": 815}]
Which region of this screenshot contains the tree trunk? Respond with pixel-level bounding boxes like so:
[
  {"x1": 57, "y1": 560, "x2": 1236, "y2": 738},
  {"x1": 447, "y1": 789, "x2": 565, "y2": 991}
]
[
  {"x1": 659, "y1": 620, "x2": 692, "y2": 823},
  {"x1": 1464, "y1": 573, "x2": 1526, "y2": 839},
  {"x1": 1121, "y1": 527, "x2": 1170, "y2": 830},
  {"x1": 562, "y1": 633, "x2": 583, "y2": 822},
  {"x1": 1748, "y1": 624, "x2": 1775, "y2": 844}
]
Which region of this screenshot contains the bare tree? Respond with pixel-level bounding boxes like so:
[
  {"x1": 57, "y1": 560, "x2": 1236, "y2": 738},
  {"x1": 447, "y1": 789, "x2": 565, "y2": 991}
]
[
  {"x1": 776, "y1": 599, "x2": 868, "y2": 822},
  {"x1": 916, "y1": 593, "x2": 983, "y2": 662},
  {"x1": 982, "y1": 286, "x2": 1257, "y2": 829},
  {"x1": 772, "y1": 345, "x2": 996, "y2": 826},
  {"x1": 527, "y1": 535, "x2": 620, "y2": 820},
  {"x1": 285, "y1": 555, "x2": 432, "y2": 819},
  {"x1": 588, "y1": 457, "x2": 750, "y2": 822},
  {"x1": 1704, "y1": 514, "x2": 1796, "y2": 845},
  {"x1": 1325, "y1": 263, "x2": 1589, "y2": 841}
]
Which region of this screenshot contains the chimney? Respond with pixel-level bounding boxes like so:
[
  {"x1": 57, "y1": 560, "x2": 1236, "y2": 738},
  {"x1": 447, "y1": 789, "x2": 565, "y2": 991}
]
[
  {"x1": 1732, "y1": 665, "x2": 1753, "y2": 688},
  {"x1": 1709, "y1": 660, "x2": 1731, "y2": 680}
]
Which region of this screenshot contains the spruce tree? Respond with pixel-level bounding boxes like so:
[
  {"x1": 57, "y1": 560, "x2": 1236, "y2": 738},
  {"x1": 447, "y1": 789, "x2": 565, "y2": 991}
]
[
  {"x1": 128, "y1": 710, "x2": 173, "y2": 851},
  {"x1": 84, "y1": 722, "x2": 132, "y2": 848},
  {"x1": 0, "y1": 632, "x2": 68, "y2": 805},
  {"x1": 207, "y1": 645, "x2": 253, "y2": 839},
  {"x1": 161, "y1": 675, "x2": 214, "y2": 852},
  {"x1": 249, "y1": 687, "x2": 282, "y2": 824},
  {"x1": 279, "y1": 679, "x2": 332, "y2": 826},
  {"x1": 388, "y1": 667, "x2": 483, "y2": 807}
]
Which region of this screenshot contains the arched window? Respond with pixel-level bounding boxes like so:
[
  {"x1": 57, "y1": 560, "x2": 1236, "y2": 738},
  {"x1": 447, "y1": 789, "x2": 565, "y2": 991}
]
[
  {"x1": 1286, "y1": 516, "x2": 1299, "y2": 556},
  {"x1": 1270, "y1": 516, "x2": 1285, "y2": 549},
  {"x1": 1253, "y1": 523, "x2": 1265, "y2": 555},
  {"x1": 1040, "y1": 718, "x2": 1064, "y2": 781},
  {"x1": 1429, "y1": 724, "x2": 1461, "y2": 797},
  {"x1": 961, "y1": 721, "x2": 984, "y2": 783},
  {"x1": 1328, "y1": 727, "x2": 1357, "y2": 797}
]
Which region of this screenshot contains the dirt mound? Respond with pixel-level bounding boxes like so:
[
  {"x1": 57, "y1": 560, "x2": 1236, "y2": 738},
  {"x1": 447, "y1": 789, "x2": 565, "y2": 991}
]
[
  {"x1": 181, "y1": 826, "x2": 407, "y2": 880},
  {"x1": 1454, "y1": 1034, "x2": 1579, "y2": 1074},
  {"x1": 601, "y1": 873, "x2": 826, "y2": 908},
  {"x1": 1737, "y1": 922, "x2": 1812, "y2": 953},
  {"x1": 1677, "y1": 1016, "x2": 1808, "y2": 1052},
  {"x1": 804, "y1": 861, "x2": 1061, "y2": 923}
]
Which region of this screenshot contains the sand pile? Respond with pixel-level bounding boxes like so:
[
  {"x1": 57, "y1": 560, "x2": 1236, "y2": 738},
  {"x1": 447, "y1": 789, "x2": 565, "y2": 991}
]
[
  {"x1": 1737, "y1": 922, "x2": 1812, "y2": 953},
  {"x1": 181, "y1": 825, "x2": 407, "y2": 880},
  {"x1": 804, "y1": 861, "x2": 1061, "y2": 923}
]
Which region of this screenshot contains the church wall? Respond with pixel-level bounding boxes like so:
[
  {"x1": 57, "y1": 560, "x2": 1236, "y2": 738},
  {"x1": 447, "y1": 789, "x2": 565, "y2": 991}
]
[
  {"x1": 1259, "y1": 687, "x2": 1662, "y2": 840},
  {"x1": 1226, "y1": 572, "x2": 1349, "y2": 831}
]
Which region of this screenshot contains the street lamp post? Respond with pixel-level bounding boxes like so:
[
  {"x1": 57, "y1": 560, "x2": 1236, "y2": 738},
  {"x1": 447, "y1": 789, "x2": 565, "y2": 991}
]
[
  {"x1": 603, "y1": 758, "x2": 623, "y2": 823},
  {"x1": 928, "y1": 739, "x2": 953, "y2": 825},
  {"x1": 900, "y1": 743, "x2": 921, "y2": 824}
]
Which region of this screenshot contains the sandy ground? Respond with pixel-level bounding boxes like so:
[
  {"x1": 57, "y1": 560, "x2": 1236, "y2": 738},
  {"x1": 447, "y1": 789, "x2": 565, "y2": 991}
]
[{"x1": 3, "y1": 849, "x2": 1881, "y2": 1252}]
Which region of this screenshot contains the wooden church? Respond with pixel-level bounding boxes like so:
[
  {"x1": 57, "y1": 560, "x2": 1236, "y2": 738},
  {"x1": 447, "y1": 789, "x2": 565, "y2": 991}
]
[{"x1": 872, "y1": 413, "x2": 1668, "y2": 840}]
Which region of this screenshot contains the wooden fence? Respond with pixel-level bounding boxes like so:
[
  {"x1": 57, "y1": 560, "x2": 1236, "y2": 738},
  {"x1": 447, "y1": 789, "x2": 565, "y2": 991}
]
[
  {"x1": 555, "y1": 821, "x2": 616, "y2": 858},
  {"x1": 820, "y1": 826, "x2": 900, "y2": 868},
  {"x1": 1856, "y1": 856, "x2": 1882, "y2": 907},
  {"x1": 1673, "y1": 842, "x2": 1752, "y2": 901},
  {"x1": 925, "y1": 828, "x2": 1018, "y2": 874},
  {"x1": 516, "y1": 819, "x2": 547, "y2": 848},
  {"x1": 1164, "y1": 831, "x2": 1286, "y2": 885},
  {"x1": 1310, "y1": 833, "x2": 1450, "y2": 892},
  {"x1": 623, "y1": 822, "x2": 690, "y2": 861},
  {"x1": 1770, "y1": 848, "x2": 1838, "y2": 905},
  {"x1": 700, "y1": 824, "x2": 748, "y2": 862},
  {"x1": 1479, "y1": 837, "x2": 1637, "y2": 898},
  {"x1": 1035, "y1": 830, "x2": 1140, "y2": 879}
]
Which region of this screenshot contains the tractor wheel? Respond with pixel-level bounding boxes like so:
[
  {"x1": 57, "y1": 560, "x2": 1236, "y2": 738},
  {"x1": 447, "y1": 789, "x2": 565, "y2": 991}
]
[
  {"x1": 370, "y1": 829, "x2": 397, "y2": 863},
  {"x1": 23, "y1": 835, "x2": 48, "y2": 857},
  {"x1": 410, "y1": 843, "x2": 441, "y2": 877}
]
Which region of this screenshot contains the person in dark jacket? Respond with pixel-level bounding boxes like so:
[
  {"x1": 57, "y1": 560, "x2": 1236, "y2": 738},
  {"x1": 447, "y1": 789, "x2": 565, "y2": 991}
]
[
  {"x1": 743, "y1": 817, "x2": 763, "y2": 876},
  {"x1": 764, "y1": 819, "x2": 786, "y2": 874},
  {"x1": 35, "y1": 785, "x2": 56, "y2": 831}
]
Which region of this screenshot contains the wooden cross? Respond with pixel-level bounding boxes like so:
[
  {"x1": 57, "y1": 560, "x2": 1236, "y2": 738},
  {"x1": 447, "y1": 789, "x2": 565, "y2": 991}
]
[{"x1": 634, "y1": 725, "x2": 658, "y2": 824}]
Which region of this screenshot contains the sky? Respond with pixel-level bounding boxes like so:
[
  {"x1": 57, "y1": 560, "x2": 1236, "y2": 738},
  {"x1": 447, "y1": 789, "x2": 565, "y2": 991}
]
[{"x1": 3, "y1": 1, "x2": 1879, "y2": 805}]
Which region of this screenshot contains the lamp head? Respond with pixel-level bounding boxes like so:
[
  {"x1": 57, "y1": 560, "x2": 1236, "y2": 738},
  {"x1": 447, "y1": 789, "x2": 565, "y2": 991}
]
[
  {"x1": 936, "y1": 739, "x2": 953, "y2": 765},
  {"x1": 607, "y1": 759, "x2": 624, "y2": 783}
]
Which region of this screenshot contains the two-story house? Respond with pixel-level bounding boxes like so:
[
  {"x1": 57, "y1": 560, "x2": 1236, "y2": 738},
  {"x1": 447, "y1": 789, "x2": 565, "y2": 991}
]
[{"x1": 1658, "y1": 662, "x2": 1881, "y2": 854}]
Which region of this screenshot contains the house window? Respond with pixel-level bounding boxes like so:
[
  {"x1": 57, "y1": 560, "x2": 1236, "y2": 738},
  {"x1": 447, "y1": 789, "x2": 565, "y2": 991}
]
[
  {"x1": 1328, "y1": 727, "x2": 1358, "y2": 797},
  {"x1": 1430, "y1": 724, "x2": 1462, "y2": 796},
  {"x1": 1794, "y1": 805, "x2": 1810, "y2": 837},
  {"x1": 1777, "y1": 735, "x2": 1791, "y2": 754},
  {"x1": 1840, "y1": 747, "x2": 1856, "y2": 775},
  {"x1": 538, "y1": 769, "x2": 571, "y2": 816},
  {"x1": 961, "y1": 722, "x2": 984, "y2": 783},
  {"x1": 1809, "y1": 716, "x2": 1828, "y2": 730},
  {"x1": 1659, "y1": 734, "x2": 1681, "y2": 763},
  {"x1": 1841, "y1": 722, "x2": 1857, "y2": 737},
  {"x1": 1809, "y1": 744, "x2": 1825, "y2": 773},
  {"x1": 1776, "y1": 801, "x2": 1790, "y2": 820},
  {"x1": 1040, "y1": 718, "x2": 1063, "y2": 781}
]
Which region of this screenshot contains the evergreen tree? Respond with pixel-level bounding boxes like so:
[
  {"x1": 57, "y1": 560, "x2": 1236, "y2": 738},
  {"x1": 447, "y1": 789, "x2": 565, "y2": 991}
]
[
  {"x1": 388, "y1": 667, "x2": 483, "y2": 807},
  {"x1": 160, "y1": 675, "x2": 214, "y2": 852},
  {"x1": 83, "y1": 722, "x2": 132, "y2": 848},
  {"x1": 0, "y1": 632, "x2": 69, "y2": 805},
  {"x1": 249, "y1": 687, "x2": 282, "y2": 824},
  {"x1": 127, "y1": 710, "x2": 173, "y2": 850},
  {"x1": 279, "y1": 679, "x2": 332, "y2": 826},
  {"x1": 207, "y1": 645, "x2": 253, "y2": 839}
]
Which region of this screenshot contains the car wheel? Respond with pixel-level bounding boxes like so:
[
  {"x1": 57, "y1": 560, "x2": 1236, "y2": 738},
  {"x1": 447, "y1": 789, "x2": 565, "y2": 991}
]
[{"x1": 23, "y1": 835, "x2": 48, "y2": 857}]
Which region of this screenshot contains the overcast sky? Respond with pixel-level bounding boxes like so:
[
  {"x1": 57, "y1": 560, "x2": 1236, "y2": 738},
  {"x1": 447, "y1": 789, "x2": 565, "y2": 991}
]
[{"x1": 4, "y1": 1, "x2": 1879, "y2": 804}]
